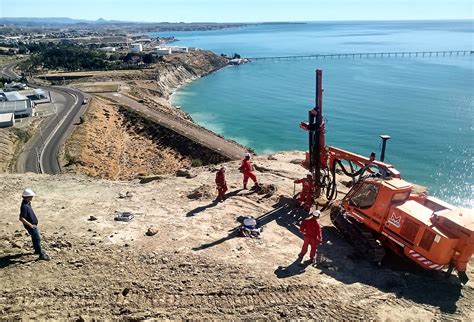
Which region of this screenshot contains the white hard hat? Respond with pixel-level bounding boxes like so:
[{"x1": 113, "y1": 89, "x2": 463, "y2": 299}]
[
  {"x1": 245, "y1": 152, "x2": 251, "y2": 158},
  {"x1": 313, "y1": 210, "x2": 321, "y2": 218},
  {"x1": 306, "y1": 172, "x2": 313, "y2": 177},
  {"x1": 22, "y1": 188, "x2": 36, "y2": 198}
]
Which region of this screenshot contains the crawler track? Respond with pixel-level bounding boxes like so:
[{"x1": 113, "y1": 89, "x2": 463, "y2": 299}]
[{"x1": 330, "y1": 207, "x2": 386, "y2": 263}]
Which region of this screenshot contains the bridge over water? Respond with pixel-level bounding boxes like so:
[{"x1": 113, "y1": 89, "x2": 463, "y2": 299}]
[{"x1": 248, "y1": 50, "x2": 473, "y2": 61}]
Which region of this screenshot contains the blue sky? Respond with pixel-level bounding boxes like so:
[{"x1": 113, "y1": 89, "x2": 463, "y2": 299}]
[{"x1": 1, "y1": 0, "x2": 473, "y2": 22}]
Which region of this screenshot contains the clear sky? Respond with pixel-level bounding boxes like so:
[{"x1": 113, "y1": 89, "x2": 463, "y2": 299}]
[{"x1": 1, "y1": 0, "x2": 473, "y2": 22}]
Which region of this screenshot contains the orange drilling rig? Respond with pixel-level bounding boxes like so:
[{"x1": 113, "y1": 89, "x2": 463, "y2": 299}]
[{"x1": 300, "y1": 69, "x2": 473, "y2": 283}]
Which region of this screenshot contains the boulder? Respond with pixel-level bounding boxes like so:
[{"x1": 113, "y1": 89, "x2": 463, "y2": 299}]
[
  {"x1": 138, "y1": 175, "x2": 163, "y2": 184},
  {"x1": 187, "y1": 185, "x2": 213, "y2": 200},
  {"x1": 146, "y1": 227, "x2": 158, "y2": 236}
]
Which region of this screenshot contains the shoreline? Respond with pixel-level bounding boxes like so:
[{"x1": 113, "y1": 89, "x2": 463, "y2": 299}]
[{"x1": 164, "y1": 64, "x2": 253, "y2": 153}]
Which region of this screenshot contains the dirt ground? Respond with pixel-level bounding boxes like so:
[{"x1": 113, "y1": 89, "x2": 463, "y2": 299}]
[
  {"x1": 1, "y1": 152, "x2": 472, "y2": 320},
  {"x1": 63, "y1": 96, "x2": 190, "y2": 179}
]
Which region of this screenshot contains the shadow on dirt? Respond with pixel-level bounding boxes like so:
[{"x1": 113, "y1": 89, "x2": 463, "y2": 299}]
[
  {"x1": 275, "y1": 258, "x2": 310, "y2": 278},
  {"x1": 0, "y1": 253, "x2": 32, "y2": 268},
  {"x1": 186, "y1": 189, "x2": 243, "y2": 217}
]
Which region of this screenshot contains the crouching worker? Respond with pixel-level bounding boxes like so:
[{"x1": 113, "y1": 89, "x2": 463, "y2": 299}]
[
  {"x1": 215, "y1": 166, "x2": 228, "y2": 202},
  {"x1": 298, "y1": 210, "x2": 322, "y2": 265},
  {"x1": 19, "y1": 189, "x2": 49, "y2": 261},
  {"x1": 294, "y1": 172, "x2": 314, "y2": 212}
]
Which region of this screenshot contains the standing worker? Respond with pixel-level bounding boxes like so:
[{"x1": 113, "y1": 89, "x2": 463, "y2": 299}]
[
  {"x1": 215, "y1": 166, "x2": 228, "y2": 202},
  {"x1": 240, "y1": 153, "x2": 259, "y2": 189},
  {"x1": 19, "y1": 189, "x2": 49, "y2": 261},
  {"x1": 294, "y1": 172, "x2": 314, "y2": 212},
  {"x1": 298, "y1": 210, "x2": 322, "y2": 265}
]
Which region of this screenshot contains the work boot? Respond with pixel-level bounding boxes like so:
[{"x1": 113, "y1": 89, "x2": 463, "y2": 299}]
[{"x1": 39, "y1": 252, "x2": 50, "y2": 261}]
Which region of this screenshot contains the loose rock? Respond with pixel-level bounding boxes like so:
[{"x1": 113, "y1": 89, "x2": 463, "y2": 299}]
[
  {"x1": 187, "y1": 185, "x2": 213, "y2": 200},
  {"x1": 146, "y1": 227, "x2": 158, "y2": 236}
]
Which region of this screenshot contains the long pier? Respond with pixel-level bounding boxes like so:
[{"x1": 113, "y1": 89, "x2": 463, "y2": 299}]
[{"x1": 249, "y1": 50, "x2": 473, "y2": 61}]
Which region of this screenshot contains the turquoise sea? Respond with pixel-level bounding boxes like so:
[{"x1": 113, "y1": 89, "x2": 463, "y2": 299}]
[{"x1": 153, "y1": 21, "x2": 474, "y2": 207}]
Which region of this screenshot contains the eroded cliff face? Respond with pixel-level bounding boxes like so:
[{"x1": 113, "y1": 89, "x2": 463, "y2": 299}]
[
  {"x1": 156, "y1": 50, "x2": 229, "y2": 99},
  {"x1": 63, "y1": 97, "x2": 194, "y2": 180},
  {"x1": 62, "y1": 51, "x2": 231, "y2": 180},
  {"x1": 125, "y1": 51, "x2": 228, "y2": 121}
]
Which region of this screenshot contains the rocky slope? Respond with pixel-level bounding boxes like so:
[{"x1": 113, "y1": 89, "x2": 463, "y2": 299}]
[
  {"x1": 1, "y1": 152, "x2": 472, "y2": 320},
  {"x1": 0, "y1": 126, "x2": 35, "y2": 173}
]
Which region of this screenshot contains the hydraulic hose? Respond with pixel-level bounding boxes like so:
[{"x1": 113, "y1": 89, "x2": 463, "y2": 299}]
[{"x1": 325, "y1": 159, "x2": 375, "y2": 201}]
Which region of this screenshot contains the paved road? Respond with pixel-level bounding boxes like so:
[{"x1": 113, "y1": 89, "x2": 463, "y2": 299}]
[
  {"x1": 1, "y1": 61, "x2": 87, "y2": 174},
  {"x1": 0, "y1": 61, "x2": 22, "y2": 79},
  {"x1": 100, "y1": 92, "x2": 248, "y2": 160},
  {"x1": 16, "y1": 87, "x2": 85, "y2": 174}
]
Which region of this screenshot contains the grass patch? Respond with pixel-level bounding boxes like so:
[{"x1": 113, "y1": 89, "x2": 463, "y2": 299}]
[
  {"x1": 191, "y1": 159, "x2": 203, "y2": 167},
  {"x1": 64, "y1": 152, "x2": 83, "y2": 166}
]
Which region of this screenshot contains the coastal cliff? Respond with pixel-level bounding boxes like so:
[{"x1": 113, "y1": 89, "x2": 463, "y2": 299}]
[{"x1": 62, "y1": 51, "x2": 243, "y2": 180}]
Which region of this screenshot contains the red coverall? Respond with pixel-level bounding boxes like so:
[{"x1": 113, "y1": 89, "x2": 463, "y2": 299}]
[
  {"x1": 241, "y1": 159, "x2": 257, "y2": 188},
  {"x1": 215, "y1": 169, "x2": 227, "y2": 199},
  {"x1": 299, "y1": 216, "x2": 322, "y2": 261},
  {"x1": 294, "y1": 177, "x2": 314, "y2": 212}
]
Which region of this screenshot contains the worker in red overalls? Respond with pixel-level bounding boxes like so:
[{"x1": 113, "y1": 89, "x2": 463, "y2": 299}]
[
  {"x1": 215, "y1": 166, "x2": 227, "y2": 202},
  {"x1": 294, "y1": 172, "x2": 314, "y2": 212},
  {"x1": 298, "y1": 210, "x2": 323, "y2": 265},
  {"x1": 240, "y1": 153, "x2": 259, "y2": 189}
]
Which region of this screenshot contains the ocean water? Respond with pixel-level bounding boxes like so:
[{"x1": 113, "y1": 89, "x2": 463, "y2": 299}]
[{"x1": 153, "y1": 21, "x2": 474, "y2": 207}]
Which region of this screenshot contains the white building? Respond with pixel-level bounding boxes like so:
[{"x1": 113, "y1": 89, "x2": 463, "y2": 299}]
[
  {"x1": 0, "y1": 100, "x2": 32, "y2": 117},
  {"x1": 0, "y1": 91, "x2": 33, "y2": 117},
  {"x1": 130, "y1": 43, "x2": 143, "y2": 53},
  {"x1": 99, "y1": 46, "x2": 116, "y2": 52},
  {"x1": 154, "y1": 46, "x2": 172, "y2": 56},
  {"x1": 170, "y1": 46, "x2": 189, "y2": 53},
  {"x1": 4, "y1": 82, "x2": 27, "y2": 91},
  {"x1": 0, "y1": 112, "x2": 14, "y2": 128},
  {"x1": 32, "y1": 88, "x2": 49, "y2": 101}
]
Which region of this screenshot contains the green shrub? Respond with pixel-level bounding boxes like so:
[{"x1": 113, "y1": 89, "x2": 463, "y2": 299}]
[
  {"x1": 11, "y1": 128, "x2": 31, "y2": 143},
  {"x1": 64, "y1": 152, "x2": 81, "y2": 166},
  {"x1": 191, "y1": 159, "x2": 203, "y2": 167}
]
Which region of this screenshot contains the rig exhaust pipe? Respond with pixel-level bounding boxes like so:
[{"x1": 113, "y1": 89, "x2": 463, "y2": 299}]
[{"x1": 380, "y1": 135, "x2": 391, "y2": 162}]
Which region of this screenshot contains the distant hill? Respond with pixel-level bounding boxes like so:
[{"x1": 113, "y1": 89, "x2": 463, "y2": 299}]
[{"x1": 0, "y1": 17, "x2": 129, "y2": 26}]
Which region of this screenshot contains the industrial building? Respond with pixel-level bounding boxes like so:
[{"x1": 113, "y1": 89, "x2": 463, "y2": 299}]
[
  {"x1": 99, "y1": 46, "x2": 116, "y2": 52},
  {"x1": 0, "y1": 112, "x2": 14, "y2": 128},
  {"x1": 32, "y1": 88, "x2": 48, "y2": 100},
  {"x1": 153, "y1": 46, "x2": 189, "y2": 56},
  {"x1": 4, "y1": 81, "x2": 27, "y2": 91},
  {"x1": 130, "y1": 43, "x2": 143, "y2": 53},
  {"x1": 154, "y1": 46, "x2": 172, "y2": 56},
  {"x1": 0, "y1": 90, "x2": 34, "y2": 124},
  {"x1": 170, "y1": 46, "x2": 189, "y2": 53}
]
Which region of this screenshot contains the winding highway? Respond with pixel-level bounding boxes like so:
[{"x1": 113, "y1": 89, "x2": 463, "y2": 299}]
[{"x1": 1, "y1": 60, "x2": 86, "y2": 174}]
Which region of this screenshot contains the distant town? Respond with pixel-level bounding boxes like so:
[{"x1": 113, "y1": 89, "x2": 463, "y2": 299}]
[{"x1": 0, "y1": 18, "x2": 249, "y2": 129}]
